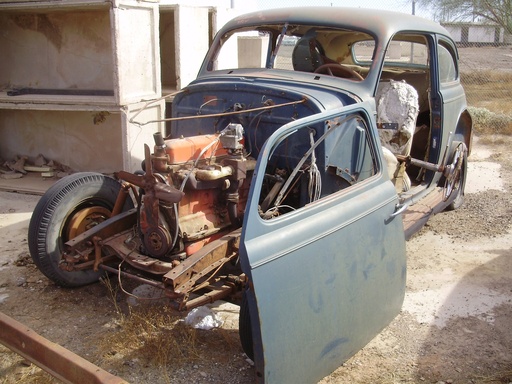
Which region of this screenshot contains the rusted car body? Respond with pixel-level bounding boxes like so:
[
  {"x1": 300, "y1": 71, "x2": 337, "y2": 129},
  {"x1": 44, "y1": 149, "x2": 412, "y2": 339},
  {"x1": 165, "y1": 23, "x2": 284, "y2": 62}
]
[{"x1": 25, "y1": 7, "x2": 471, "y2": 383}]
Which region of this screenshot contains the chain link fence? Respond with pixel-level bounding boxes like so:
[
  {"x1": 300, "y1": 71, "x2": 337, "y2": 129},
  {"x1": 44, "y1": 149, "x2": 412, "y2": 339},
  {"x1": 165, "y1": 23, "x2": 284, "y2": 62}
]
[{"x1": 447, "y1": 28, "x2": 512, "y2": 136}]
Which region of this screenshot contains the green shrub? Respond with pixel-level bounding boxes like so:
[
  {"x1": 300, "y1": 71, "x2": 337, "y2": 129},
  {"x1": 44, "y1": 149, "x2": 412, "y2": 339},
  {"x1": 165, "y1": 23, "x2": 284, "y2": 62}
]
[{"x1": 468, "y1": 106, "x2": 512, "y2": 135}]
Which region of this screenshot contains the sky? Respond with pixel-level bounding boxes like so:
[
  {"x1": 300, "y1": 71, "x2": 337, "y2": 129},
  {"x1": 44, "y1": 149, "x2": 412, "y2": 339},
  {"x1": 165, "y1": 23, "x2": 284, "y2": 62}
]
[
  {"x1": 253, "y1": 0, "x2": 432, "y2": 19},
  {"x1": 187, "y1": 1, "x2": 433, "y2": 20}
]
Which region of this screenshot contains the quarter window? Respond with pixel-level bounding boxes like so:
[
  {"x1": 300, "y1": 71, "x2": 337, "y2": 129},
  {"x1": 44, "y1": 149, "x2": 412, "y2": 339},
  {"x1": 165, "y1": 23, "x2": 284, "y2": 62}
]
[{"x1": 438, "y1": 42, "x2": 457, "y2": 83}]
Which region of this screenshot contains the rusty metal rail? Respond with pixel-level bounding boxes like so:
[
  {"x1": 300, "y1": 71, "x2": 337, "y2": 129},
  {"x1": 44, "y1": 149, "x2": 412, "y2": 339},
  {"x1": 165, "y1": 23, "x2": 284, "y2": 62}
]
[{"x1": 0, "y1": 311, "x2": 129, "y2": 384}]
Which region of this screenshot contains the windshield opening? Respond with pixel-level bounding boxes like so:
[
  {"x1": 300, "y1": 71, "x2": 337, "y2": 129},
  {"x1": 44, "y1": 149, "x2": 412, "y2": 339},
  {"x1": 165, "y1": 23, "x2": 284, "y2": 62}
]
[{"x1": 211, "y1": 24, "x2": 375, "y2": 81}]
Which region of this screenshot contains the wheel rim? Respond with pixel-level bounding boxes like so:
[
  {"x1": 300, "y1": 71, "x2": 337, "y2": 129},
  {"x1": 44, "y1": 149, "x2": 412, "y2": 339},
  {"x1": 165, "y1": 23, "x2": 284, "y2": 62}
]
[
  {"x1": 443, "y1": 144, "x2": 464, "y2": 201},
  {"x1": 66, "y1": 206, "x2": 111, "y2": 240}
]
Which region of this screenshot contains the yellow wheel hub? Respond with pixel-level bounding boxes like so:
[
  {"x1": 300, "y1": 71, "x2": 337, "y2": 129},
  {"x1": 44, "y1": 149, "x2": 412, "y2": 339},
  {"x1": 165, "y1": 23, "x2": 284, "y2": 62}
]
[{"x1": 66, "y1": 206, "x2": 111, "y2": 240}]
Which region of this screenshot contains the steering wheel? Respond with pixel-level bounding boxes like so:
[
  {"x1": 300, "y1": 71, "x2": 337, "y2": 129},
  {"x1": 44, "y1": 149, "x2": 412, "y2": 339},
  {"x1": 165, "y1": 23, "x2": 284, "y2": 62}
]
[{"x1": 314, "y1": 63, "x2": 364, "y2": 80}]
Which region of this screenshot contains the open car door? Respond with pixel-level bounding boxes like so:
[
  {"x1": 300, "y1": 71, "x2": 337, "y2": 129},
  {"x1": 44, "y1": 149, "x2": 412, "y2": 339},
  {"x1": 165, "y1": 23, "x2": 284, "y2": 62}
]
[{"x1": 240, "y1": 103, "x2": 407, "y2": 383}]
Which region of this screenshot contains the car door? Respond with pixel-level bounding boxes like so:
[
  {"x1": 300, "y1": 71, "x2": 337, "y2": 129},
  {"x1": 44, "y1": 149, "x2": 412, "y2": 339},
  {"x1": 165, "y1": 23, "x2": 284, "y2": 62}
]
[{"x1": 240, "y1": 102, "x2": 407, "y2": 383}]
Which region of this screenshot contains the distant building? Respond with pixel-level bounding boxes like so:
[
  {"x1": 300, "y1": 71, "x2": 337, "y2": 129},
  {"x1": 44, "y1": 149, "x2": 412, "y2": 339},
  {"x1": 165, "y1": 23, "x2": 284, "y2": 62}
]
[{"x1": 441, "y1": 22, "x2": 508, "y2": 45}]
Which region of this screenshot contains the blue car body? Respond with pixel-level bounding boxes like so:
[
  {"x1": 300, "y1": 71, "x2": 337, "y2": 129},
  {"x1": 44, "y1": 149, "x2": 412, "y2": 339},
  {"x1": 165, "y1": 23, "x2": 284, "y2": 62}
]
[{"x1": 171, "y1": 6, "x2": 472, "y2": 383}]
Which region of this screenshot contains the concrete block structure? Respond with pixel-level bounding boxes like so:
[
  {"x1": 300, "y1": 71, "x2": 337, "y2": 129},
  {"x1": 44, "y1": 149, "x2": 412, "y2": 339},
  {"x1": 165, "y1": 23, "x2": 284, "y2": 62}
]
[{"x1": 0, "y1": 0, "x2": 241, "y2": 174}]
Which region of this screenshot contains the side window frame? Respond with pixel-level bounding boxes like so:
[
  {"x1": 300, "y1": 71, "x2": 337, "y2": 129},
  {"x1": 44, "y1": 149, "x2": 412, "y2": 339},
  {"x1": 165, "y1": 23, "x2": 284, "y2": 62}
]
[
  {"x1": 257, "y1": 109, "x2": 379, "y2": 220},
  {"x1": 384, "y1": 34, "x2": 429, "y2": 68},
  {"x1": 437, "y1": 38, "x2": 459, "y2": 84}
]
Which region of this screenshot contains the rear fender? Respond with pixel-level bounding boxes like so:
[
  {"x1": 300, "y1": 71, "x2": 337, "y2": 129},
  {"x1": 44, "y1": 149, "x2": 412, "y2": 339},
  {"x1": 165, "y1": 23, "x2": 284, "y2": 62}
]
[{"x1": 455, "y1": 109, "x2": 473, "y2": 156}]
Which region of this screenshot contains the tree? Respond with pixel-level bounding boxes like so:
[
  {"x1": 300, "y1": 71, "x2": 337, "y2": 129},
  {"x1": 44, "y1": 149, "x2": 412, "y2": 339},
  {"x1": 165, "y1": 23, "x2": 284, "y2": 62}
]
[{"x1": 417, "y1": 0, "x2": 512, "y2": 34}]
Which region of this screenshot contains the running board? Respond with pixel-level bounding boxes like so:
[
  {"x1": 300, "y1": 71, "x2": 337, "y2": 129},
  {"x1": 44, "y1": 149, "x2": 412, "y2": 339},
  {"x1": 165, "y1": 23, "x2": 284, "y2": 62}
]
[{"x1": 402, "y1": 187, "x2": 446, "y2": 239}]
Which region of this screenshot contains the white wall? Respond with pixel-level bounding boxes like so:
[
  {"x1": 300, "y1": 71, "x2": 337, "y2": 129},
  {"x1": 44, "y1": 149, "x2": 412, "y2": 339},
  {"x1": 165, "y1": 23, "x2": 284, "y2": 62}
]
[
  {"x1": 0, "y1": 10, "x2": 114, "y2": 91},
  {"x1": 468, "y1": 25, "x2": 495, "y2": 43},
  {"x1": 0, "y1": 109, "x2": 124, "y2": 173}
]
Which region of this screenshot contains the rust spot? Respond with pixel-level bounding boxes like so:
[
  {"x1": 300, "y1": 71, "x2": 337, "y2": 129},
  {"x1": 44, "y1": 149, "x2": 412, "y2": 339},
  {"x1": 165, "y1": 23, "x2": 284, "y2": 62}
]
[
  {"x1": 203, "y1": 95, "x2": 218, "y2": 106},
  {"x1": 93, "y1": 111, "x2": 110, "y2": 125}
]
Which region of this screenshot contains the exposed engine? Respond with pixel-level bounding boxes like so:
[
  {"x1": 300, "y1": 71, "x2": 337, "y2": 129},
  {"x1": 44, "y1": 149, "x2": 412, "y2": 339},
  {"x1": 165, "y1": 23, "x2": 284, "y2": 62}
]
[
  {"x1": 52, "y1": 98, "x2": 317, "y2": 310},
  {"x1": 133, "y1": 123, "x2": 255, "y2": 261}
]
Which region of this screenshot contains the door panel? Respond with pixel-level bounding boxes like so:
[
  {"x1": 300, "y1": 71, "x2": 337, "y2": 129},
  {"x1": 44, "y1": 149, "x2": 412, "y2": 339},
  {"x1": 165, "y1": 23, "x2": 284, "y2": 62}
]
[{"x1": 240, "y1": 104, "x2": 407, "y2": 383}]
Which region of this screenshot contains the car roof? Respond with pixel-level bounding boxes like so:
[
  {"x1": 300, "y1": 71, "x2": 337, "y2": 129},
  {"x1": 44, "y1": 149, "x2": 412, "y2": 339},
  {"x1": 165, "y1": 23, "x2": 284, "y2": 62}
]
[{"x1": 222, "y1": 6, "x2": 450, "y2": 38}]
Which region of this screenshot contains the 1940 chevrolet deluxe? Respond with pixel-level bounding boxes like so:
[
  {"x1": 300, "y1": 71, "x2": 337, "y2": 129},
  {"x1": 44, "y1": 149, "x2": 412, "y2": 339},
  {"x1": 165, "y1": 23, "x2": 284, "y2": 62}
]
[{"x1": 28, "y1": 6, "x2": 472, "y2": 383}]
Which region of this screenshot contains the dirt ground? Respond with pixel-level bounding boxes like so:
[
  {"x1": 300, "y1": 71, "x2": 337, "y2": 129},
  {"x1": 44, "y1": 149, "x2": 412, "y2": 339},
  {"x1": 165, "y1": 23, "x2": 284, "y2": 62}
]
[{"x1": 0, "y1": 133, "x2": 511, "y2": 384}]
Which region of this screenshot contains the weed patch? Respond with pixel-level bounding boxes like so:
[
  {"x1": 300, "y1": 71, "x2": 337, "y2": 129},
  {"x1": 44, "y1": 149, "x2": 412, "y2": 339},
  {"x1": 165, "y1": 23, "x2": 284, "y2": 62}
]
[{"x1": 468, "y1": 106, "x2": 512, "y2": 136}]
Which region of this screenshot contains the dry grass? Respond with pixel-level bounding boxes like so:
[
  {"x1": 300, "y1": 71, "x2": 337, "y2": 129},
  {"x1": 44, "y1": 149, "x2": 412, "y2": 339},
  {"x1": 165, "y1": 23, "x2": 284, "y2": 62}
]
[
  {"x1": 96, "y1": 277, "x2": 242, "y2": 383},
  {"x1": 96, "y1": 304, "x2": 242, "y2": 383},
  {"x1": 461, "y1": 70, "x2": 512, "y2": 136},
  {"x1": 0, "y1": 345, "x2": 55, "y2": 384},
  {"x1": 473, "y1": 370, "x2": 512, "y2": 383},
  {"x1": 98, "y1": 277, "x2": 202, "y2": 379},
  {"x1": 97, "y1": 305, "x2": 200, "y2": 379},
  {"x1": 461, "y1": 70, "x2": 512, "y2": 112},
  {"x1": 1, "y1": 276, "x2": 241, "y2": 384}
]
